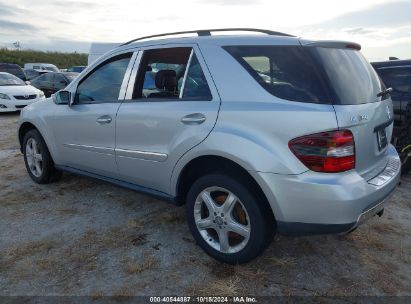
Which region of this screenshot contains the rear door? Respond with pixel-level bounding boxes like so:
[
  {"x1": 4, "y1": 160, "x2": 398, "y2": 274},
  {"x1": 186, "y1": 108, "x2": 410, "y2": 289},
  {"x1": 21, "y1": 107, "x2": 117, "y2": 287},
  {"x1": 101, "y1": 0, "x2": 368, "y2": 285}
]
[
  {"x1": 307, "y1": 46, "x2": 394, "y2": 177},
  {"x1": 115, "y1": 45, "x2": 220, "y2": 193}
]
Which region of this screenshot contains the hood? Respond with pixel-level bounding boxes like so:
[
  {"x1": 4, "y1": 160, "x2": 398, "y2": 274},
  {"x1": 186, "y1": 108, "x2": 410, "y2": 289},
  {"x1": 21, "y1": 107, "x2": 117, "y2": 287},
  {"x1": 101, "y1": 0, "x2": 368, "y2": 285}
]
[{"x1": 0, "y1": 85, "x2": 41, "y2": 95}]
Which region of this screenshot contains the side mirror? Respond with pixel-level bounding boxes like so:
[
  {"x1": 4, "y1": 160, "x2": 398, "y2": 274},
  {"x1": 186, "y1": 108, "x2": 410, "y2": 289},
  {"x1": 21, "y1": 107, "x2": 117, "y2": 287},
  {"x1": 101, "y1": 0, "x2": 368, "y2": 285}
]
[
  {"x1": 25, "y1": 81, "x2": 31, "y2": 85},
  {"x1": 54, "y1": 90, "x2": 73, "y2": 106}
]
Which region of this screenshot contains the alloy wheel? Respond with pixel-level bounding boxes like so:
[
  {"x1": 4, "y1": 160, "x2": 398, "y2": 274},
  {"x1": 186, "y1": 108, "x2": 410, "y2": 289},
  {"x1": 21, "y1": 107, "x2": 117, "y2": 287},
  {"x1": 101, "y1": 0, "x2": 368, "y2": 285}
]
[
  {"x1": 194, "y1": 186, "x2": 251, "y2": 254},
  {"x1": 26, "y1": 138, "x2": 43, "y2": 177}
]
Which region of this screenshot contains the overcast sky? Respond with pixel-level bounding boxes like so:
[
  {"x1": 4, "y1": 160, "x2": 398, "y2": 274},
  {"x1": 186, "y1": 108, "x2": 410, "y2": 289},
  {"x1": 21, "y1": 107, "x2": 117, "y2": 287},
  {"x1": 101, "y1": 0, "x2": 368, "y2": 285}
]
[{"x1": 0, "y1": 0, "x2": 410, "y2": 60}]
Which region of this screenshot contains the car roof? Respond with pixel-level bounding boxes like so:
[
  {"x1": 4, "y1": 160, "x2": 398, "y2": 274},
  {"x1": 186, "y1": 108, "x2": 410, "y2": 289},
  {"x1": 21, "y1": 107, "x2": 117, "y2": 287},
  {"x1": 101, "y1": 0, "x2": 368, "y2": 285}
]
[
  {"x1": 0, "y1": 63, "x2": 20, "y2": 67},
  {"x1": 371, "y1": 59, "x2": 411, "y2": 68},
  {"x1": 108, "y1": 33, "x2": 360, "y2": 57},
  {"x1": 115, "y1": 35, "x2": 300, "y2": 51}
]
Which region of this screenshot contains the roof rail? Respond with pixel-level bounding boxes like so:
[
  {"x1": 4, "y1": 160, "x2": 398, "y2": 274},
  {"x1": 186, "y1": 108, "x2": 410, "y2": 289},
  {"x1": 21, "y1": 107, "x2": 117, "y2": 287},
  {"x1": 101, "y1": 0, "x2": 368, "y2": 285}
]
[{"x1": 121, "y1": 28, "x2": 294, "y2": 46}]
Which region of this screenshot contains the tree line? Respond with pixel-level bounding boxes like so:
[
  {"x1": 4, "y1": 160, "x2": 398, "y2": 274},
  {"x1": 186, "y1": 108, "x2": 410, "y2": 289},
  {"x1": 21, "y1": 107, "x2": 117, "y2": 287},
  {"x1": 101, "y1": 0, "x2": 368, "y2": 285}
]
[{"x1": 0, "y1": 49, "x2": 87, "y2": 69}]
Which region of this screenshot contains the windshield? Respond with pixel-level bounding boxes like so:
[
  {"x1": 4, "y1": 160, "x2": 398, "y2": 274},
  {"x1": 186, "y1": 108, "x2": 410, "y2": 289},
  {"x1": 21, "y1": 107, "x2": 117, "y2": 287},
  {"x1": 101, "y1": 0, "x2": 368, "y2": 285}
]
[
  {"x1": 308, "y1": 48, "x2": 384, "y2": 105},
  {"x1": 42, "y1": 66, "x2": 59, "y2": 72},
  {"x1": 0, "y1": 73, "x2": 25, "y2": 86}
]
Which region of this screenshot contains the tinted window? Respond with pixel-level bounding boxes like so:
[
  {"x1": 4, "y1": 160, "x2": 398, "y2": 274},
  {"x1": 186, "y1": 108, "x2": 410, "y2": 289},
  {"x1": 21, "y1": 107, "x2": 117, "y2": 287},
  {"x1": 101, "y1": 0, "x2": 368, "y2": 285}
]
[
  {"x1": 182, "y1": 53, "x2": 212, "y2": 100},
  {"x1": 377, "y1": 67, "x2": 411, "y2": 93},
  {"x1": 55, "y1": 74, "x2": 66, "y2": 82},
  {"x1": 42, "y1": 73, "x2": 54, "y2": 82},
  {"x1": 224, "y1": 45, "x2": 331, "y2": 103},
  {"x1": 309, "y1": 48, "x2": 384, "y2": 105},
  {"x1": 2, "y1": 65, "x2": 25, "y2": 80},
  {"x1": 133, "y1": 47, "x2": 191, "y2": 99},
  {"x1": 76, "y1": 53, "x2": 131, "y2": 104}
]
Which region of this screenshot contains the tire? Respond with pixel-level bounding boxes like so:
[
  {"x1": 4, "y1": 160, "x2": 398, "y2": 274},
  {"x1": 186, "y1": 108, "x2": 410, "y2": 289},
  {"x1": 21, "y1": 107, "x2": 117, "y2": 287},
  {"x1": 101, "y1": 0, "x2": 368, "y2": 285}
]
[
  {"x1": 23, "y1": 129, "x2": 62, "y2": 184},
  {"x1": 185, "y1": 173, "x2": 275, "y2": 264},
  {"x1": 401, "y1": 152, "x2": 411, "y2": 175}
]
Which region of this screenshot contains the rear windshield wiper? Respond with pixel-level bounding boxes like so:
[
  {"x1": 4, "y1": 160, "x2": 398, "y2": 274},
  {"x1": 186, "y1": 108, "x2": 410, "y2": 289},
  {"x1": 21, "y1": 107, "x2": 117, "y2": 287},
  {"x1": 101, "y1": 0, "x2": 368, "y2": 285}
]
[{"x1": 377, "y1": 87, "x2": 393, "y2": 98}]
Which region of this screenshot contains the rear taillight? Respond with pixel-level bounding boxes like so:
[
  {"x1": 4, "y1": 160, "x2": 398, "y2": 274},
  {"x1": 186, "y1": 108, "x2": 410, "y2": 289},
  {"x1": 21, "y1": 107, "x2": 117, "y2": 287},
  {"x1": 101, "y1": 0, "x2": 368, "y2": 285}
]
[{"x1": 288, "y1": 130, "x2": 355, "y2": 173}]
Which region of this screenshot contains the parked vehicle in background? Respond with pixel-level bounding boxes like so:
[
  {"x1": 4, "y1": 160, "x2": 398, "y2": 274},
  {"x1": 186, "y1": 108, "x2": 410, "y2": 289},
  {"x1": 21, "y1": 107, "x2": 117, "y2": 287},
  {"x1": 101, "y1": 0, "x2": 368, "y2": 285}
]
[
  {"x1": 67, "y1": 66, "x2": 86, "y2": 73},
  {"x1": 24, "y1": 69, "x2": 49, "y2": 81},
  {"x1": 372, "y1": 59, "x2": 411, "y2": 173},
  {"x1": 19, "y1": 29, "x2": 401, "y2": 264},
  {"x1": 0, "y1": 72, "x2": 44, "y2": 112},
  {"x1": 30, "y1": 72, "x2": 78, "y2": 97},
  {"x1": 0, "y1": 63, "x2": 27, "y2": 81},
  {"x1": 88, "y1": 43, "x2": 119, "y2": 65},
  {"x1": 24, "y1": 63, "x2": 59, "y2": 72}
]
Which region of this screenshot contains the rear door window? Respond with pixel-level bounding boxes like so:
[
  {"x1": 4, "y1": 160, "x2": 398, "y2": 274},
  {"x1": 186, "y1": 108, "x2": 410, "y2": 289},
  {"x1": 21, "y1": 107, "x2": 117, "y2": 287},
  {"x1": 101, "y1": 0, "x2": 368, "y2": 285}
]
[
  {"x1": 182, "y1": 53, "x2": 212, "y2": 100},
  {"x1": 133, "y1": 47, "x2": 192, "y2": 99},
  {"x1": 132, "y1": 47, "x2": 212, "y2": 101}
]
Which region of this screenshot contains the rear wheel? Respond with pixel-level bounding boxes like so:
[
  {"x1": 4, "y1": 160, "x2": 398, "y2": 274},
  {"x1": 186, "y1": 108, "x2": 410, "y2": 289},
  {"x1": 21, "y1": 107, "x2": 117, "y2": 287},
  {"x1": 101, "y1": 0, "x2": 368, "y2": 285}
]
[
  {"x1": 23, "y1": 129, "x2": 62, "y2": 184},
  {"x1": 186, "y1": 173, "x2": 275, "y2": 264}
]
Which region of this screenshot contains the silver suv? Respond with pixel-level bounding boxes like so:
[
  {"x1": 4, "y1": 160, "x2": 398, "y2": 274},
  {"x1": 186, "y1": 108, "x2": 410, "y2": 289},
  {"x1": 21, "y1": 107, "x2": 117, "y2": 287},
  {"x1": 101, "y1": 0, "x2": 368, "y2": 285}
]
[{"x1": 18, "y1": 29, "x2": 401, "y2": 264}]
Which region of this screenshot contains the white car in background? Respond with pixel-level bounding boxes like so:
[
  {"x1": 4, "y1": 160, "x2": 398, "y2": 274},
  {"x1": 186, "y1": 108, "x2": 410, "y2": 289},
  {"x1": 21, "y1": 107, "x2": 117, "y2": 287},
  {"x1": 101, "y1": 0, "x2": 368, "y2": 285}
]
[
  {"x1": 0, "y1": 72, "x2": 45, "y2": 112},
  {"x1": 24, "y1": 63, "x2": 59, "y2": 72}
]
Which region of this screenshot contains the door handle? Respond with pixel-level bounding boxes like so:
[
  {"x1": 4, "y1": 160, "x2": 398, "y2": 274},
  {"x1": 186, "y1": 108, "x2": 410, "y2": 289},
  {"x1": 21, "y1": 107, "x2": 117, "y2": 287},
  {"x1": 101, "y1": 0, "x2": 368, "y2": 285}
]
[
  {"x1": 96, "y1": 115, "x2": 112, "y2": 124},
  {"x1": 181, "y1": 113, "x2": 206, "y2": 125}
]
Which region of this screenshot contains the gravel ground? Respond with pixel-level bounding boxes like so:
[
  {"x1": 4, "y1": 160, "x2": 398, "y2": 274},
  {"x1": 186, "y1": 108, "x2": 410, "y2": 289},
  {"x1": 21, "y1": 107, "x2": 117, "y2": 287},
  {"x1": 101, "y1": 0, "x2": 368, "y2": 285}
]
[{"x1": 0, "y1": 112, "x2": 410, "y2": 297}]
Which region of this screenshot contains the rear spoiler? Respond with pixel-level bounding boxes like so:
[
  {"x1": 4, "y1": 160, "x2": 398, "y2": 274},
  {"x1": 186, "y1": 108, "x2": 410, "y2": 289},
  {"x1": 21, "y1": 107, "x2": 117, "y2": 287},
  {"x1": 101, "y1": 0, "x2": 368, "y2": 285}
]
[{"x1": 299, "y1": 39, "x2": 361, "y2": 51}]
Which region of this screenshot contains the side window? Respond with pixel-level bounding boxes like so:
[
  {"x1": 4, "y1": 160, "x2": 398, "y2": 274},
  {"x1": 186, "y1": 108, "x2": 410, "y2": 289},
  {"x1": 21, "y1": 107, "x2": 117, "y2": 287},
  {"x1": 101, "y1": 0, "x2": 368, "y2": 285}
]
[
  {"x1": 378, "y1": 68, "x2": 411, "y2": 93},
  {"x1": 182, "y1": 53, "x2": 212, "y2": 100},
  {"x1": 76, "y1": 53, "x2": 132, "y2": 104},
  {"x1": 133, "y1": 47, "x2": 192, "y2": 99}
]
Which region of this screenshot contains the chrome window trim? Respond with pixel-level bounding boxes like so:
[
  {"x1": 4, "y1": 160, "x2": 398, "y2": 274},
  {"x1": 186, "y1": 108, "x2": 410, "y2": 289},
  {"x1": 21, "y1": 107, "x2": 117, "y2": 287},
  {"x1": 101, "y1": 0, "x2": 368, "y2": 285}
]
[
  {"x1": 118, "y1": 51, "x2": 139, "y2": 100},
  {"x1": 179, "y1": 49, "x2": 194, "y2": 99},
  {"x1": 124, "y1": 51, "x2": 143, "y2": 100}
]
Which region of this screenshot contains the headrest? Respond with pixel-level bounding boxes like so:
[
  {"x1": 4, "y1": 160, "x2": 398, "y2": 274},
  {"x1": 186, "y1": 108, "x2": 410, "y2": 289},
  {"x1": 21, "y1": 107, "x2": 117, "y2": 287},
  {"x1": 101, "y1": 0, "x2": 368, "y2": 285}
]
[{"x1": 155, "y1": 70, "x2": 177, "y2": 91}]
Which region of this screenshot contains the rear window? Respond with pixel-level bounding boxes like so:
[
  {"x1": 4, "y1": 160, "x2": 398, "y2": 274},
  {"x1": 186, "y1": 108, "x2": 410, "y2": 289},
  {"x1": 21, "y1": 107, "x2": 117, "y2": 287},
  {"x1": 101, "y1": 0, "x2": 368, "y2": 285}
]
[
  {"x1": 308, "y1": 48, "x2": 384, "y2": 105},
  {"x1": 224, "y1": 45, "x2": 385, "y2": 105},
  {"x1": 223, "y1": 46, "x2": 330, "y2": 104}
]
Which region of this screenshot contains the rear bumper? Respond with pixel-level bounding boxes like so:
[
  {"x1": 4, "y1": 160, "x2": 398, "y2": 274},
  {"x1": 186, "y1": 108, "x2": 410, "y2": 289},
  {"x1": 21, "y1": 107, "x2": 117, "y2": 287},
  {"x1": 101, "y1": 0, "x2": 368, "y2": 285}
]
[{"x1": 253, "y1": 144, "x2": 401, "y2": 235}]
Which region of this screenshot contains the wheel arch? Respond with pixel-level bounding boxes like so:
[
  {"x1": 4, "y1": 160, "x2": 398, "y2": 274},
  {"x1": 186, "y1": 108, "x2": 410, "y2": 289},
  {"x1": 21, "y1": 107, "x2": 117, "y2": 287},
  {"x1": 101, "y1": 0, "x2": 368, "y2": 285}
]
[
  {"x1": 18, "y1": 121, "x2": 57, "y2": 165},
  {"x1": 18, "y1": 121, "x2": 38, "y2": 152},
  {"x1": 174, "y1": 154, "x2": 276, "y2": 224}
]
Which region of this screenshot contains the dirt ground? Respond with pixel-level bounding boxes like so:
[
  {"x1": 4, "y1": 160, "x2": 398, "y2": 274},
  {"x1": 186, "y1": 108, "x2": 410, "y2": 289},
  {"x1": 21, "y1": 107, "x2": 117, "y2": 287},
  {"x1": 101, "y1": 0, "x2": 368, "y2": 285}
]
[{"x1": 0, "y1": 112, "x2": 410, "y2": 297}]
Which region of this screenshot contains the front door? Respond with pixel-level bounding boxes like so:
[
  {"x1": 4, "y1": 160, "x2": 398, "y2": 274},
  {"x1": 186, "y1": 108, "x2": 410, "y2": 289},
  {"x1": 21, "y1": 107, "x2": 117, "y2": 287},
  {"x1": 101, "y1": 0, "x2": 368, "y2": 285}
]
[
  {"x1": 115, "y1": 46, "x2": 220, "y2": 193},
  {"x1": 50, "y1": 52, "x2": 135, "y2": 177}
]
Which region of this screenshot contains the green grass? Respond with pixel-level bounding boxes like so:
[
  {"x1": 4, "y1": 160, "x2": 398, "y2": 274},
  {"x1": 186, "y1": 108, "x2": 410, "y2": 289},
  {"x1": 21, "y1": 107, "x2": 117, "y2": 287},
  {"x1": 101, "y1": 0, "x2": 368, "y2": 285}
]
[{"x1": 0, "y1": 48, "x2": 87, "y2": 69}]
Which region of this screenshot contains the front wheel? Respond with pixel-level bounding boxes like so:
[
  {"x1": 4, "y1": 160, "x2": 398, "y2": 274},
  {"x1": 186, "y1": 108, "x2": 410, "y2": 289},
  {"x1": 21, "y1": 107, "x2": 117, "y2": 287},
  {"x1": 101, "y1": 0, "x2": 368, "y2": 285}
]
[
  {"x1": 186, "y1": 174, "x2": 275, "y2": 264},
  {"x1": 23, "y1": 129, "x2": 62, "y2": 184}
]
